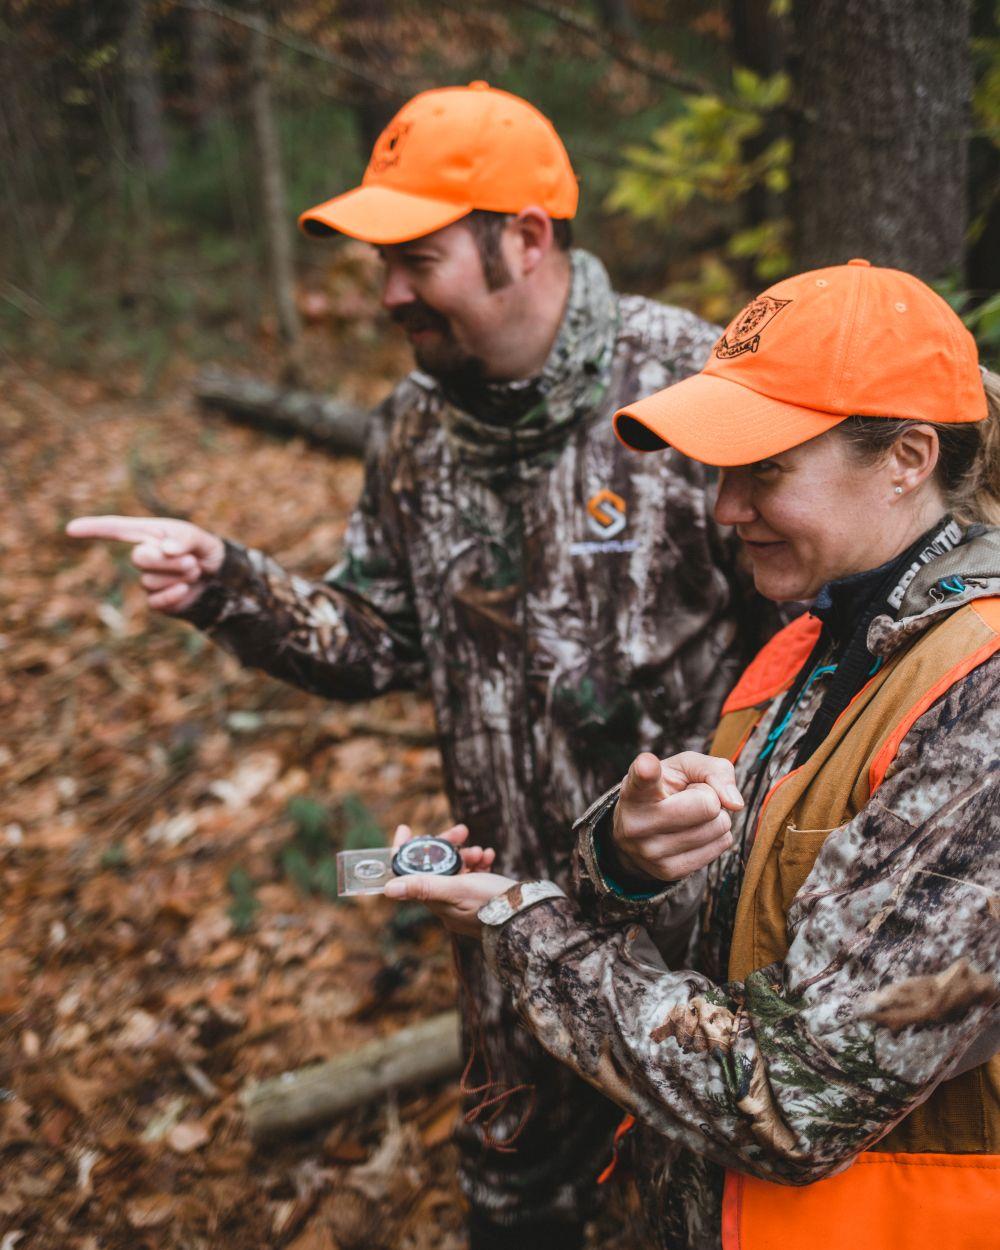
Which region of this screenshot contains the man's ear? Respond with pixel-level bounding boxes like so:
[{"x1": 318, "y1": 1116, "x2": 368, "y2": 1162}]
[{"x1": 507, "y1": 207, "x2": 554, "y2": 277}]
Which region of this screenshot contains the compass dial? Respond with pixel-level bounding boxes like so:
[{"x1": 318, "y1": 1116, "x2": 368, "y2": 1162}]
[{"x1": 391, "y1": 836, "x2": 461, "y2": 878}]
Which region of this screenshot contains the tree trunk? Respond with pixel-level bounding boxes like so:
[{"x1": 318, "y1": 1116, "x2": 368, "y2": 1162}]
[
  {"x1": 187, "y1": 4, "x2": 223, "y2": 142},
  {"x1": 791, "y1": 0, "x2": 972, "y2": 280},
  {"x1": 730, "y1": 0, "x2": 789, "y2": 281},
  {"x1": 122, "y1": 0, "x2": 170, "y2": 177},
  {"x1": 596, "y1": 0, "x2": 638, "y2": 41},
  {"x1": 967, "y1": 0, "x2": 1000, "y2": 292},
  {"x1": 247, "y1": 0, "x2": 304, "y2": 382},
  {"x1": 338, "y1": 0, "x2": 399, "y2": 160}
]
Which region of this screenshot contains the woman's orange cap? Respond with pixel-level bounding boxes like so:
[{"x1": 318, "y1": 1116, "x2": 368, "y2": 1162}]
[
  {"x1": 299, "y1": 82, "x2": 578, "y2": 244},
  {"x1": 614, "y1": 259, "x2": 987, "y2": 467}
]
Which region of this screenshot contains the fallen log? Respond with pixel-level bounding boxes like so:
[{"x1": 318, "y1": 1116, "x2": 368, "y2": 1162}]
[
  {"x1": 241, "y1": 1009, "x2": 461, "y2": 1140},
  {"x1": 225, "y1": 707, "x2": 439, "y2": 746},
  {"x1": 195, "y1": 366, "x2": 369, "y2": 455}
]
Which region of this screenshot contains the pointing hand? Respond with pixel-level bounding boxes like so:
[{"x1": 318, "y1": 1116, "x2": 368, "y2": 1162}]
[
  {"x1": 66, "y1": 515, "x2": 225, "y2": 615},
  {"x1": 612, "y1": 751, "x2": 744, "y2": 884}
]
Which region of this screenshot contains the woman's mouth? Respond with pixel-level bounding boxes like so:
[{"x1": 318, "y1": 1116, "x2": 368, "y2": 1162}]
[{"x1": 741, "y1": 537, "x2": 788, "y2": 558}]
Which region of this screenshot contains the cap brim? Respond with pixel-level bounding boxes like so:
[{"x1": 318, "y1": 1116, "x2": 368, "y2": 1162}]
[
  {"x1": 613, "y1": 373, "x2": 848, "y2": 467},
  {"x1": 298, "y1": 184, "x2": 473, "y2": 245}
]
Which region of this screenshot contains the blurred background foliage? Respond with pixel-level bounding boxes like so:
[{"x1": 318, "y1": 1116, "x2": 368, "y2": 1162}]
[{"x1": 2, "y1": 0, "x2": 999, "y2": 385}]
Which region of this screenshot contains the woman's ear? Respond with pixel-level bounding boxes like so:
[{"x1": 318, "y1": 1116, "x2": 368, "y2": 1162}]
[{"x1": 889, "y1": 424, "x2": 940, "y2": 495}]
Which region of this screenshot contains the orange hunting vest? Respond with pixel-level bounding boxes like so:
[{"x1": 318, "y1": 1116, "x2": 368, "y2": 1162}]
[{"x1": 709, "y1": 599, "x2": 1000, "y2": 1250}]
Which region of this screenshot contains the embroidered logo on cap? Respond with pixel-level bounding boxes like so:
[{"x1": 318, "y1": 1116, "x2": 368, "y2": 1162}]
[
  {"x1": 369, "y1": 121, "x2": 412, "y2": 173},
  {"x1": 715, "y1": 295, "x2": 791, "y2": 360}
]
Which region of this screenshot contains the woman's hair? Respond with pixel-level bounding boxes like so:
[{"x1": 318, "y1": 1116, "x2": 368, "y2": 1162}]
[{"x1": 839, "y1": 367, "x2": 1000, "y2": 525}]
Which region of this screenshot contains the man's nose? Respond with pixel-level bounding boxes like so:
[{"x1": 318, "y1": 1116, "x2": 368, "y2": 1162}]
[
  {"x1": 381, "y1": 265, "x2": 415, "y2": 312},
  {"x1": 714, "y1": 469, "x2": 757, "y2": 526}
]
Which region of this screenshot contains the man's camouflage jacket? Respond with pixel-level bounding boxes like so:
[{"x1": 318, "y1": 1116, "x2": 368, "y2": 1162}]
[{"x1": 183, "y1": 250, "x2": 773, "y2": 1221}]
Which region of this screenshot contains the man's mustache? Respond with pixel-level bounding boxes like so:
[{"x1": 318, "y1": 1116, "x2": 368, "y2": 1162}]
[{"x1": 390, "y1": 302, "x2": 451, "y2": 335}]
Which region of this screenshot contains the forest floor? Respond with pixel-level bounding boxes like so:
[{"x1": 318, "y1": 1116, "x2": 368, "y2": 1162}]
[{"x1": 0, "y1": 354, "x2": 638, "y2": 1250}]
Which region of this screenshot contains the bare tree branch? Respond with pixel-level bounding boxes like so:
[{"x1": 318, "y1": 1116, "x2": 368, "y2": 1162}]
[
  {"x1": 173, "y1": 0, "x2": 410, "y2": 99},
  {"x1": 512, "y1": 0, "x2": 712, "y2": 96}
]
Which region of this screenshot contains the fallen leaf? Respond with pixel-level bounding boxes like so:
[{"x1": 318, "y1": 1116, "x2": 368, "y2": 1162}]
[
  {"x1": 166, "y1": 1120, "x2": 210, "y2": 1153},
  {"x1": 145, "y1": 811, "x2": 198, "y2": 847},
  {"x1": 208, "y1": 751, "x2": 281, "y2": 811},
  {"x1": 116, "y1": 1009, "x2": 160, "y2": 1050},
  {"x1": 126, "y1": 1195, "x2": 176, "y2": 1229},
  {"x1": 418, "y1": 1092, "x2": 460, "y2": 1149},
  {"x1": 52, "y1": 1067, "x2": 107, "y2": 1117},
  {"x1": 287, "y1": 1223, "x2": 337, "y2": 1250},
  {"x1": 0, "y1": 1097, "x2": 34, "y2": 1148},
  {"x1": 141, "y1": 1097, "x2": 188, "y2": 1142}
]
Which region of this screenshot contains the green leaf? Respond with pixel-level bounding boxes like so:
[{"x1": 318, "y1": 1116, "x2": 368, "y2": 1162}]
[
  {"x1": 100, "y1": 843, "x2": 128, "y2": 871},
  {"x1": 286, "y1": 795, "x2": 331, "y2": 857},
  {"x1": 313, "y1": 856, "x2": 340, "y2": 901},
  {"x1": 281, "y1": 844, "x2": 316, "y2": 896},
  {"x1": 226, "y1": 867, "x2": 261, "y2": 934},
  {"x1": 340, "y1": 794, "x2": 384, "y2": 850}
]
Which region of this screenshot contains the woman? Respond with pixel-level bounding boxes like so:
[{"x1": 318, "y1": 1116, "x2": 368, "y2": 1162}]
[{"x1": 387, "y1": 260, "x2": 1000, "y2": 1250}]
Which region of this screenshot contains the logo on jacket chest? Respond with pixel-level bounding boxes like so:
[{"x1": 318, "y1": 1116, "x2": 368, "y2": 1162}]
[{"x1": 570, "y1": 489, "x2": 637, "y2": 555}]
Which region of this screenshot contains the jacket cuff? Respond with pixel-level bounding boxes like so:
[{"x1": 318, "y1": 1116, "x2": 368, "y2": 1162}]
[
  {"x1": 175, "y1": 539, "x2": 255, "y2": 630},
  {"x1": 479, "y1": 880, "x2": 566, "y2": 972},
  {"x1": 575, "y1": 789, "x2": 679, "y2": 914}
]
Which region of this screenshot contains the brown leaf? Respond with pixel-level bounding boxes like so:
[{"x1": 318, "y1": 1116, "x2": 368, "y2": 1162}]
[
  {"x1": 166, "y1": 1120, "x2": 210, "y2": 1154},
  {"x1": 52, "y1": 1067, "x2": 108, "y2": 1117},
  {"x1": 863, "y1": 958, "x2": 998, "y2": 1034},
  {"x1": 322, "y1": 1188, "x2": 383, "y2": 1250},
  {"x1": 115, "y1": 1009, "x2": 160, "y2": 1050},
  {"x1": 126, "y1": 1195, "x2": 176, "y2": 1229},
  {"x1": 416, "y1": 1086, "x2": 461, "y2": 1149},
  {"x1": 287, "y1": 1221, "x2": 337, "y2": 1250},
  {"x1": 0, "y1": 1097, "x2": 33, "y2": 1148}
]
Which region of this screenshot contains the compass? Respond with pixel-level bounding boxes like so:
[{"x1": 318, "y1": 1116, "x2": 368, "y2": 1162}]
[{"x1": 391, "y1": 836, "x2": 461, "y2": 878}]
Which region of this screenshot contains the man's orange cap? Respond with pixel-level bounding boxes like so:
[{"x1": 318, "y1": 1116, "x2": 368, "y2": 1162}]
[
  {"x1": 299, "y1": 82, "x2": 578, "y2": 245},
  {"x1": 614, "y1": 258, "x2": 987, "y2": 467}
]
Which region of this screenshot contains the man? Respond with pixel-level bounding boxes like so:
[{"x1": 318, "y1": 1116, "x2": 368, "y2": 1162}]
[{"x1": 69, "y1": 83, "x2": 769, "y2": 1249}]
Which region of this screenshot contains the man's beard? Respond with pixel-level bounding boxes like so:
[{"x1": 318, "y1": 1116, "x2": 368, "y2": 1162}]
[{"x1": 391, "y1": 301, "x2": 487, "y2": 390}]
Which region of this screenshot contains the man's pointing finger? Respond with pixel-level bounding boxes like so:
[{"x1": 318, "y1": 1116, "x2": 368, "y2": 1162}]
[{"x1": 67, "y1": 516, "x2": 167, "y2": 545}]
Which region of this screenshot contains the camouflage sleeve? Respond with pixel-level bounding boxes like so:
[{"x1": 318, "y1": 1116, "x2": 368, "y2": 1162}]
[
  {"x1": 481, "y1": 658, "x2": 1000, "y2": 1183},
  {"x1": 569, "y1": 786, "x2": 707, "y2": 967},
  {"x1": 180, "y1": 393, "x2": 426, "y2": 700}
]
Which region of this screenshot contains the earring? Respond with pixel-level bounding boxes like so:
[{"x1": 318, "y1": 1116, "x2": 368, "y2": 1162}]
[{"x1": 893, "y1": 486, "x2": 903, "y2": 495}]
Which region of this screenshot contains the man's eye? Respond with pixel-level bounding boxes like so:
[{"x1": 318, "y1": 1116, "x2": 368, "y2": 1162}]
[{"x1": 751, "y1": 460, "x2": 780, "y2": 476}]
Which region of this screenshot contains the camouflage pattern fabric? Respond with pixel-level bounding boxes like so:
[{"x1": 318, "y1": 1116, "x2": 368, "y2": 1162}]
[
  {"x1": 479, "y1": 530, "x2": 1000, "y2": 1248},
  {"x1": 182, "y1": 251, "x2": 776, "y2": 1226}
]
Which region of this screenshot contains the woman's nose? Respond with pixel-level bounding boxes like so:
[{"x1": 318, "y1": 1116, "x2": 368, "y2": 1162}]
[{"x1": 714, "y1": 469, "x2": 757, "y2": 526}]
